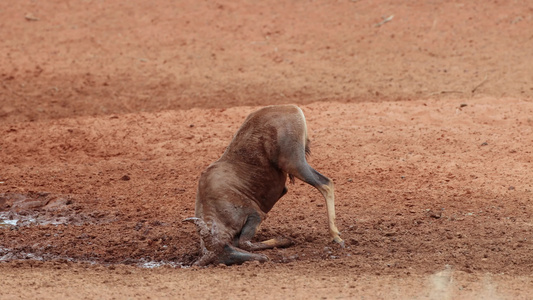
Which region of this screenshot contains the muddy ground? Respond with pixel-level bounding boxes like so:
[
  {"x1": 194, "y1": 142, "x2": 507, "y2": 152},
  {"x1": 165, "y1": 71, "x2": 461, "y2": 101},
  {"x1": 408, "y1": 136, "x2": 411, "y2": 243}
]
[{"x1": 1, "y1": 0, "x2": 532, "y2": 299}]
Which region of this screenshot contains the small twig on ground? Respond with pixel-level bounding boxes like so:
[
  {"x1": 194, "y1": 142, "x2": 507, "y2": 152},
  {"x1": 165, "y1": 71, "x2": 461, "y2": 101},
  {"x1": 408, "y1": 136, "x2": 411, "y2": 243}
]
[
  {"x1": 429, "y1": 90, "x2": 464, "y2": 96},
  {"x1": 374, "y1": 15, "x2": 394, "y2": 27},
  {"x1": 471, "y1": 75, "x2": 488, "y2": 94}
]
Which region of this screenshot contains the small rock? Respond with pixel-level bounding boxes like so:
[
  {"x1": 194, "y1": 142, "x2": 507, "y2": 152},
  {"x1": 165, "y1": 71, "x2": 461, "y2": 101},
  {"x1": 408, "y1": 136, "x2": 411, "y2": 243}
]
[
  {"x1": 25, "y1": 13, "x2": 39, "y2": 21},
  {"x1": 428, "y1": 210, "x2": 442, "y2": 219}
]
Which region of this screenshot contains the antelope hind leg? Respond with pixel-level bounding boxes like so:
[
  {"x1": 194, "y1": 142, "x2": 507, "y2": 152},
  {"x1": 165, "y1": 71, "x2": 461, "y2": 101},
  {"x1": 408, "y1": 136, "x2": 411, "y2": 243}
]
[
  {"x1": 316, "y1": 178, "x2": 344, "y2": 247},
  {"x1": 286, "y1": 164, "x2": 344, "y2": 247}
]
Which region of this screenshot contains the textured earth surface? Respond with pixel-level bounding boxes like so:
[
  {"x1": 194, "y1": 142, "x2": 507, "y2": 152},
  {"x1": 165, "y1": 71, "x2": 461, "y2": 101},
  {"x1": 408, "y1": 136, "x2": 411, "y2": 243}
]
[{"x1": 1, "y1": 0, "x2": 532, "y2": 299}]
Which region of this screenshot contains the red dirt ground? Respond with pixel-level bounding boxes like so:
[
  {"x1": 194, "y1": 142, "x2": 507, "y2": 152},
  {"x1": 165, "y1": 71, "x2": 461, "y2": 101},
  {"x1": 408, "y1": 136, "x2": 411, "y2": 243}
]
[{"x1": 1, "y1": 0, "x2": 532, "y2": 299}]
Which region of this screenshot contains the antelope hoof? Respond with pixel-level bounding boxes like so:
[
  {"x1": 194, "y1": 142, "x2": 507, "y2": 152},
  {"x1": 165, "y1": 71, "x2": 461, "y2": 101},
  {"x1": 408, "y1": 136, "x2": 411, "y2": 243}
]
[
  {"x1": 333, "y1": 236, "x2": 345, "y2": 248},
  {"x1": 276, "y1": 236, "x2": 294, "y2": 248},
  {"x1": 257, "y1": 254, "x2": 269, "y2": 263}
]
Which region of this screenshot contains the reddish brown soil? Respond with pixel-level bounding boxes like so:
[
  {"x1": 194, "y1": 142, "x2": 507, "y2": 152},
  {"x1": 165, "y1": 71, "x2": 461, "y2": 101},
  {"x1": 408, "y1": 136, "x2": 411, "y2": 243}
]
[{"x1": 1, "y1": 0, "x2": 532, "y2": 299}]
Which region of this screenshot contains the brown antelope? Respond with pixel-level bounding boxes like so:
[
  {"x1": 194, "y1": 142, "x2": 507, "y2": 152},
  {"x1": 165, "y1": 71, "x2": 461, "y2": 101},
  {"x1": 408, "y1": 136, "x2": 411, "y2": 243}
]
[{"x1": 185, "y1": 105, "x2": 343, "y2": 266}]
